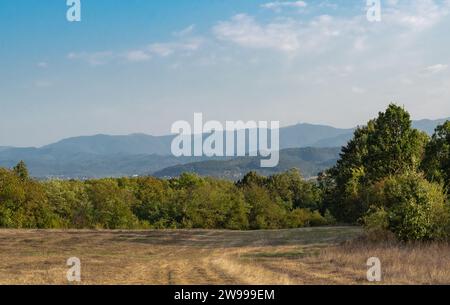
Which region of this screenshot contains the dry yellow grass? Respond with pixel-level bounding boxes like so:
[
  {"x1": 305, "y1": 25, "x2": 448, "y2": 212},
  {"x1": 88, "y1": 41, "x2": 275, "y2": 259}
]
[
  {"x1": 312, "y1": 238, "x2": 450, "y2": 284},
  {"x1": 0, "y1": 227, "x2": 448, "y2": 285}
]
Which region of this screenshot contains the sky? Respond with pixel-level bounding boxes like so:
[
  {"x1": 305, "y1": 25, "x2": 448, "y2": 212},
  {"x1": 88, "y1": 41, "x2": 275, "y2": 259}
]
[{"x1": 1, "y1": 0, "x2": 450, "y2": 147}]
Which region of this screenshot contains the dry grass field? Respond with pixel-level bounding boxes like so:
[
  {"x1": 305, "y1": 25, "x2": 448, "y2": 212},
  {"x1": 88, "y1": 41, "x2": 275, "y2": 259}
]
[{"x1": 0, "y1": 227, "x2": 449, "y2": 285}]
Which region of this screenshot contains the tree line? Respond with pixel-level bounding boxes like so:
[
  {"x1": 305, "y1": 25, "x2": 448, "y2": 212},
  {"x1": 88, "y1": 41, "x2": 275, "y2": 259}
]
[
  {"x1": 1, "y1": 104, "x2": 449, "y2": 241},
  {"x1": 0, "y1": 164, "x2": 332, "y2": 230}
]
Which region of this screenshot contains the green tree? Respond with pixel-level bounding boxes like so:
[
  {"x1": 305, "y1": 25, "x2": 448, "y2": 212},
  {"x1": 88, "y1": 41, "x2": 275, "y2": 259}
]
[
  {"x1": 0, "y1": 168, "x2": 58, "y2": 228},
  {"x1": 323, "y1": 124, "x2": 372, "y2": 222},
  {"x1": 324, "y1": 104, "x2": 429, "y2": 223},
  {"x1": 13, "y1": 160, "x2": 29, "y2": 181},
  {"x1": 183, "y1": 179, "x2": 249, "y2": 229},
  {"x1": 266, "y1": 169, "x2": 322, "y2": 210},
  {"x1": 236, "y1": 171, "x2": 268, "y2": 188},
  {"x1": 364, "y1": 171, "x2": 449, "y2": 241},
  {"x1": 364, "y1": 104, "x2": 428, "y2": 181},
  {"x1": 0, "y1": 168, "x2": 25, "y2": 227},
  {"x1": 131, "y1": 177, "x2": 171, "y2": 228},
  {"x1": 86, "y1": 179, "x2": 138, "y2": 229},
  {"x1": 243, "y1": 184, "x2": 287, "y2": 229},
  {"x1": 44, "y1": 180, "x2": 92, "y2": 228},
  {"x1": 422, "y1": 121, "x2": 450, "y2": 191}
]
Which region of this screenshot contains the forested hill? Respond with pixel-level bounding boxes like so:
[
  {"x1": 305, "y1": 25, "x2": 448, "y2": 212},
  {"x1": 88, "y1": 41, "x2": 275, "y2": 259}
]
[
  {"x1": 154, "y1": 147, "x2": 341, "y2": 180},
  {"x1": 0, "y1": 119, "x2": 446, "y2": 179}
]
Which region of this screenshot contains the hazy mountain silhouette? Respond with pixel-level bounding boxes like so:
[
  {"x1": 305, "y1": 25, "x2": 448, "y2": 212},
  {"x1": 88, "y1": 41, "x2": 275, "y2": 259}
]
[
  {"x1": 412, "y1": 118, "x2": 449, "y2": 135},
  {"x1": 41, "y1": 133, "x2": 174, "y2": 156},
  {"x1": 154, "y1": 147, "x2": 341, "y2": 180},
  {"x1": 0, "y1": 118, "x2": 447, "y2": 178}
]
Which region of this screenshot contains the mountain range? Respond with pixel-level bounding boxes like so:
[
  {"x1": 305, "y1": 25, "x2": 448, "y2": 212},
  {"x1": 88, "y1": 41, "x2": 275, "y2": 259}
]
[
  {"x1": 0, "y1": 118, "x2": 447, "y2": 179},
  {"x1": 154, "y1": 147, "x2": 341, "y2": 180}
]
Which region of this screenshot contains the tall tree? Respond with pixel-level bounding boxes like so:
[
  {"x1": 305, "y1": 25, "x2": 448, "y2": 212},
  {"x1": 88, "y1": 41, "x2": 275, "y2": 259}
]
[
  {"x1": 13, "y1": 160, "x2": 29, "y2": 181},
  {"x1": 323, "y1": 124, "x2": 372, "y2": 222},
  {"x1": 364, "y1": 104, "x2": 428, "y2": 182},
  {"x1": 324, "y1": 104, "x2": 429, "y2": 222},
  {"x1": 422, "y1": 121, "x2": 450, "y2": 191}
]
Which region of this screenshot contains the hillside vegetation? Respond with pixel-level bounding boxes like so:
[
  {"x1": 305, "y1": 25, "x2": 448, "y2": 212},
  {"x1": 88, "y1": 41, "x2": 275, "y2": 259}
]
[
  {"x1": 0, "y1": 165, "x2": 331, "y2": 230},
  {"x1": 1, "y1": 104, "x2": 450, "y2": 242}
]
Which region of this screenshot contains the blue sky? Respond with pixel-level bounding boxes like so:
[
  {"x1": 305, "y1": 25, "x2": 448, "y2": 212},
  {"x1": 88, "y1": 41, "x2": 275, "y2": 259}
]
[{"x1": 1, "y1": 0, "x2": 450, "y2": 147}]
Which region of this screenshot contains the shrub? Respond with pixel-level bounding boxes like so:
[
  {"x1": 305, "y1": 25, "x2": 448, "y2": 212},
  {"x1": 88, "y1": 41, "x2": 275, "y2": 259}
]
[
  {"x1": 287, "y1": 209, "x2": 328, "y2": 228},
  {"x1": 323, "y1": 209, "x2": 337, "y2": 225},
  {"x1": 361, "y1": 207, "x2": 395, "y2": 242},
  {"x1": 86, "y1": 179, "x2": 138, "y2": 229},
  {"x1": 244, "y1": 184, "x2": 287, "y2": 229},
  {"x1": 286, "y1": 209, "x2": 310, "y2": 228},
  {"x1": 365, "y1": 172, "x2": 450, "y2": 241}
]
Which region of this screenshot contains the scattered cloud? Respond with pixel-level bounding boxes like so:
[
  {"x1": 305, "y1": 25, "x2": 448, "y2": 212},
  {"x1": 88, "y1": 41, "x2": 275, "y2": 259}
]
[
  {"x1": 125, "y1": 50, "x2": 152, "y2": 63},
  {"x1": 213, "y1": 13, "x2": 361, "y2": 53},
  {"x1": 318, "y1": 1, "x2": 338, "y2": 10},
  {"x1": 213, "y1": 0, "x2": 450, "y2": 55},
  {"x1": 261, "y1": 1, "x2": 307, "y2": 12},
  {"x1": 213, "y1": 14, "x2": 301, "y2": 52},
  {"x1": 148, "y1": 39, "x2": 203, "y2": 57},
  {"x1": 173, "y1": 24, "x2": 196, "y2": 37},
  {"x1": 67, "y1": 51, "x2": 115, "y2": 66},
  {"x1": 385, "y1": 0, "x2": 450, "y2": 31},
  {"x1": 67, "y1": 26, "x2": 203, "y2": 65},
  {"x1": 422, "y1": 64, "x2": 449, "y2": 75}
]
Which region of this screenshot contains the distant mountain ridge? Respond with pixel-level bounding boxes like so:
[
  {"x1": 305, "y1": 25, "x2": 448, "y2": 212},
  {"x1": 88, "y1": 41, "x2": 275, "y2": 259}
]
[
  {"x1": 36, "y1": 123, "x2": 353, "y2": 156},
  {"x1": 0, "y1": 118, "x2": 447, "y2": 179},
  {"x1": 154, "y1": 147, "x2": 341, "y2": 180},
  {"x1": 41, "y1": 133, "x2": 174, "y2": 156},
  {"x1": 412, "y1": 118, "x2": 450, "y2": 135},
  {"x1": 0, "y1": 146, "x2": 12, "y2": 152},
  {"x1": 279, "y1": 123, "x2": 354, "y2": 148}
]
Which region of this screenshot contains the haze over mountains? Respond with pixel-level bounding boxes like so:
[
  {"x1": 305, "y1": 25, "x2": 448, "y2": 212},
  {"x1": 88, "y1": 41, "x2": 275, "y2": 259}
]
[
  {"x1": 0, "y1": 118, "x2": 447, "y2": 179},
  {"x1": 154, "y1": 147, "x2": 341, "y2": 181}
]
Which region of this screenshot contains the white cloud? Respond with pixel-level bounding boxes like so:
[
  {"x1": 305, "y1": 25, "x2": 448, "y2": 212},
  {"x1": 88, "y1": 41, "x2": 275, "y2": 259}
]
[
  {"x1": 67, "y1": 51, "x2": 115, "y2": 66},
  {"x1": 422, "y1": 64, "x2": 449, "y2": 75},
  {"x1": 213, "y1": 13, "x2": 362, "y2": 53},
  {"x1": 213, "y1": 14, "x2": 301, "y2": 52},
  {"x1": 318, "y1": 1, "x2": 338, "y2": 10},
  {"x1": 173, "y1": 24, "x2": 196, "y2": 37},
  {"x1": 68, "y1": 33, "x2": 203, "y2": 65},
  {"x1": 261, "y1": 1, "x2": 307, "y2": 12},
  {"x1": 213, "y1": 0, "x2": 450, "y2": 56},
  {"x1": 385, "y1": 0, "x2": 450, "y2": 31},
  {"x1": 125, "y1": 50, "x2": 151, "y2": 62},
  {"x1": 148, "y1": 39, "x2": 202, "y2": 57}
]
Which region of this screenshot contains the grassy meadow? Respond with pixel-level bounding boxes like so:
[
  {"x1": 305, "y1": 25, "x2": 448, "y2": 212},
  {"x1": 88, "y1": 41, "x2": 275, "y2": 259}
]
[{"x1": 0, "y1": 227, "x2": 449, "y2": 285}]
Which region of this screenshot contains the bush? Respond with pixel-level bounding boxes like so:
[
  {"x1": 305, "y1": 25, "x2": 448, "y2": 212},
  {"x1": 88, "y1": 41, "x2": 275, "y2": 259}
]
[
  {"x1": 365, "y1": 172, "x2": 450, "y2": 241},
  {"x1": 362, "y1": 207, "x2": 395, "y2": 242},
  {"x1": 244, "y1": 184, "x2": 287, "y2": 229},
  {"x1": 0, "y1": 168, "x2": 60, "y2": 228},
  {"x1": 286, "y1": 209, "x2": 328, "y2": 228},
  {"x1": 323, "y1": 209, "x2": 337, "y2": 225}
]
